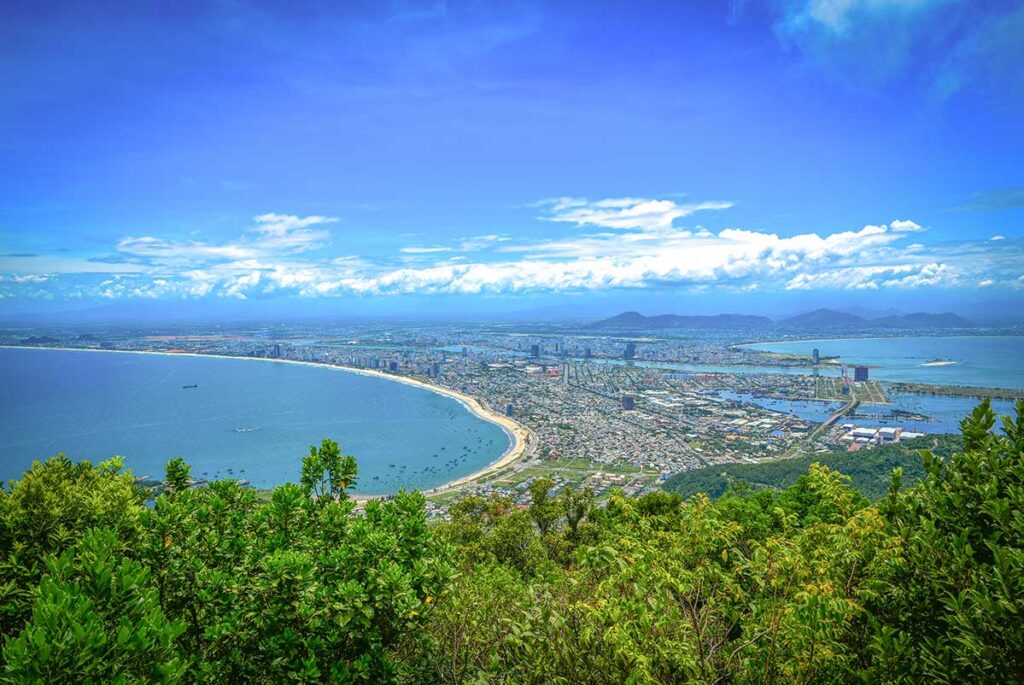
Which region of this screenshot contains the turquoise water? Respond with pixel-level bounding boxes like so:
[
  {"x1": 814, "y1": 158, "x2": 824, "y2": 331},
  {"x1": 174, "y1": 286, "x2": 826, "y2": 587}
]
[
  {"x1": 0, "y1": 348, "x2": 509, "y2": 493},
  {"x1": 743, "y1": 336, "x2": 1024, "y2": 389}
]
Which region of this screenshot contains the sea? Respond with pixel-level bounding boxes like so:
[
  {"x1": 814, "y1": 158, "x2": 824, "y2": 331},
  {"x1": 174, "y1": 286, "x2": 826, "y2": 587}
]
[
  {"x1": 0, "y1": 348, "x2": 509, "y2": 493},
  {"x1": 742, "y1": 336, "x2": 1024, "y2": 389}
]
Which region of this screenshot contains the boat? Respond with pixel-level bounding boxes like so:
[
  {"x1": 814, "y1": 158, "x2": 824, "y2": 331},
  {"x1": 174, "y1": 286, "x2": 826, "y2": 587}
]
[{"x1": 182, "y1": 384, "x2": 199, "y2": 389}]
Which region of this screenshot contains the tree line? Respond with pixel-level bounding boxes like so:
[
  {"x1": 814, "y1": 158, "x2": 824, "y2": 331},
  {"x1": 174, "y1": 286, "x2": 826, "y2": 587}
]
[{"x1": 1, "y1": 400, "x2": 1022, "y2": 683}]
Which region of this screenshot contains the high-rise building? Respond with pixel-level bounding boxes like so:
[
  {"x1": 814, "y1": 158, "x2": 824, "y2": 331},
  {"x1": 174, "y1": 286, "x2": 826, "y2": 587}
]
[
  {"x1": 530, "y1": 343, "x2": 540, "y2": 358},
  {"x1": 621, "y1": 395, "x2": 635, "y2": 410},
  {"x1": 584, "y1": 347, "x2": 592, "y2": 359},
  {"x1": 505, "y1": 404, "x2": 514, "y2": 417},
  {"x1": 388, "y1": 361, "x2": 398, "y2": 372},
  {"x1": 812, "y1": 348, "x2": 820, "y2": 365},
  {"x1": 854, "y1": 366, "x2": 869, "y2": 382},
  {"x1": 624, "y1": 342, "x2": 636, "y2": 360},
  {"x1": 271, "y1": 343, "x2": 282, "y2": 358},
  {"x1": 432, "y1": 361, "x2": 442, "y2": 378}
]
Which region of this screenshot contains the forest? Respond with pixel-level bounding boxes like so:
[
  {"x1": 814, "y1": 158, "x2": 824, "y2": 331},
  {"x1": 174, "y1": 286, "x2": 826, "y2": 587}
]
[
  {"x1": 1, "y1": 400, "x2": 1022, "y2": 684},
  {"x1": 661, "y1": 434, "x2": 963, "y2": 500}
]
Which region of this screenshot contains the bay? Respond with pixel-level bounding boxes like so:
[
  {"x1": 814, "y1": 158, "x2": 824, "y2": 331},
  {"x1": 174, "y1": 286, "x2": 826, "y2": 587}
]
[
  {"x1": 0, "y1": 348, "x2": 509, "y2": 493},
  {"x1": 742, "y1": 336, "x2": 1024, "y2": 389}
]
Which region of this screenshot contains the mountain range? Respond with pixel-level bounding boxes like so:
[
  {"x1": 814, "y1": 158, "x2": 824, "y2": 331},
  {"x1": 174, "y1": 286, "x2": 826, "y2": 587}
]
[{"x1": 587, "y1": 308, "x2": 976, "y2": 331}]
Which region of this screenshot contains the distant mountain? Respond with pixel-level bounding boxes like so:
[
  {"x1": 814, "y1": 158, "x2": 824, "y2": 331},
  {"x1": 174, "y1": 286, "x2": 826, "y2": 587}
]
[
  {"x1": 781, "y1": 308, "x2": 976, "y2": 329},
  {"x1": 871, "y1": 312, "x2": 974, "y2": 328},
  {"x1": 588, "y1": 311, "x2": 775, "y2": 330},
  {"x1": 780, "y1": 308, "x2": 866, "y2": 328},
  {"x1": 836, "y1": 306, "x2": 904, "y2": 319},
  {"x1": 588, "y1": 308, "x2": 979, "y2": 331}
]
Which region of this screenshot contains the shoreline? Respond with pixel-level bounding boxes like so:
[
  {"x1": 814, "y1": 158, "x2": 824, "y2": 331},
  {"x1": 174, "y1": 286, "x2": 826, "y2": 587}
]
[{"x1": 1, "y1": 345, "x2": 530, "y2": 496}]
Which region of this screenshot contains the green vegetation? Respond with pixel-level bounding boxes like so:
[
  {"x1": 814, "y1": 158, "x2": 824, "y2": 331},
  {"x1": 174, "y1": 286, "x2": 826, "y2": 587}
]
[
  {"x1": 2, "y1": 403, "x2": 1023, "y2": 683},
  {"x1": 663, "y1": 434, "x2": 961, "y2": 500}
]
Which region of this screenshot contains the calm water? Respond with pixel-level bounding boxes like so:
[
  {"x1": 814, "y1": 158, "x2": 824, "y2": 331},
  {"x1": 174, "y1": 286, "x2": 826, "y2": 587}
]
[
  {"x1": 717, "y1": 390, "x2": 1016, "y2": 434},
  {"x1": 743, "y1": 336, "x2": 1024, "y2": 389},
  {"x1": 0, "y1": 348, "x2": 509, "y2": 493},
  {"x1": 715, "y1": 391, "x2": 843, "y2": 423}
]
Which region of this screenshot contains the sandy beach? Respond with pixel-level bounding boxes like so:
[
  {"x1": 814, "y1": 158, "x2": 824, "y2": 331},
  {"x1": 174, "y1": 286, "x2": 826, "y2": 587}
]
[{"x1": 3, "y1": 345, "x2": 531, "y2": 494}]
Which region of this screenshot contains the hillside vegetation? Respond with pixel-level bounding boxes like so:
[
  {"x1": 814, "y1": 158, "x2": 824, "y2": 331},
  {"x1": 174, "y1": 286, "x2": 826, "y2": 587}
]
[
  {"x1": 662, "y1": 435, "x2": 961, "y2": 500},
  {"x1": 1, "y1": 401, "x2": 1022, "y2": 683}
]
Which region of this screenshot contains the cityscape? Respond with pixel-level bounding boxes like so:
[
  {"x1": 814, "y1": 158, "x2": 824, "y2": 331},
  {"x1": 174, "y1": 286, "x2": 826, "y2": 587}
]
[
  {"x1": 2, "y1": 0, "x2": 1024, "y2": 680},
  {"x1": 5, "y1": 314, "x2": 1020, "y2": 516}
]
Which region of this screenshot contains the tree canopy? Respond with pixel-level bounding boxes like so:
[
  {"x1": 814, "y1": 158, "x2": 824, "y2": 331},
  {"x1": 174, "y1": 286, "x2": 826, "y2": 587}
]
[{"x1": 2, "y1": 400, "x2": 1022, "y2": 683}]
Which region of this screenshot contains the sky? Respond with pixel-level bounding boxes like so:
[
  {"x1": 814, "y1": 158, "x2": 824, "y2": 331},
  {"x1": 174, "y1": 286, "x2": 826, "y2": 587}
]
[{"x1": 1, "y1": 0, "x2": 1023, "y2": 320}]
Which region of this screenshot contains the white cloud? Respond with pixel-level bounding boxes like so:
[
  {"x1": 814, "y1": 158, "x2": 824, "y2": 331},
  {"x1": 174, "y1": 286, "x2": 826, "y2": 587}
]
[
  {"x1": 117, "y1": 213, "x2": 335, "y2": 264},
  {"x1": 400, "y1": 246, "x2": 452, "y2": 254},
  {"x1": 539, "y1": 196, "x2": 733, "y2": 232},
  {"x1": 5, "y1": 200, "x2": 1019, "y2": 301},
  {"x1": 991, "y1": 234, "x2": 1007, "y2": 241},
  {"x1": 890, "y1": 219, "x2": 923, "y2": 232},
  {"x1": 0, "y1": 273, "x2": 50, "y2": 283}
]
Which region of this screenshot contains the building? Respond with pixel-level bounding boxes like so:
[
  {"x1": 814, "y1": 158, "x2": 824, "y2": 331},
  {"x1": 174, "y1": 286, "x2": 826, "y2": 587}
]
[
  {"x1": 505, "y1": 404, "x2": 514, "y2": 417},
  {"x1": 530, "y1": 343, "x2": 540, "y2": 358},
  {"x1": 854, "y1": 366, "x2": 869, "y2": 382},
  {"x1": 812, "y1": 348, "x2": 820, "y2": 365},
  {"x1": 621, "y1": 395, "x2": 635, "y2": 410},
  {"x1": 388, "y1": 361, "x2": 398, "y2": 372},
  {"x1": 624, "y1": 342, "x2": 636, "y2": 360}
]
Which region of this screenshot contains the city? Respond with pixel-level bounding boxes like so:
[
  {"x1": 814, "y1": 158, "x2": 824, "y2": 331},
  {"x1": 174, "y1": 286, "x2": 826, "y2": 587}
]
[{"x1": 5, "y1": 316, "x2": 1020, "y2": 516}]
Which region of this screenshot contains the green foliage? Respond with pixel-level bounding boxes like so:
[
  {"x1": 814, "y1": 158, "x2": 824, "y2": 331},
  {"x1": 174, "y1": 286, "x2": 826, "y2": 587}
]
[
  {"x1": 527, "y1": 478, "x2": 559, "y2": 537},
  {"x1": 163, "y1": 458, "x2": 191, "y2": 498},
  {"x1": 866, "y1": 398, "x2": 1024, "y2": 682},
  {"x1": 0, "y1": 456, "x2": 144, "y2": 637},
  {"x1": 3, "y1": 402, "x2": 1024, "y2": 683},
  {"x1": 300, "y1": 439, "x2": 358, "y2": 504},
  {"x1": 138, "y1": 449, "x2": 450, "y2": 683},
  {"x1": 2, "y1": 528, "x2": 184, "y2": 684},
  {"x1": 662, "y1": 434, "x2": 959, "y2": 500},
  {"x1": 1, "y1": 443, "x2": 450, "y2": 684}
]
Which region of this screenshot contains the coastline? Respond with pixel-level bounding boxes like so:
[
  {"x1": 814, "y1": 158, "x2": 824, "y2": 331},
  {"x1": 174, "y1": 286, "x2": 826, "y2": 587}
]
[{"x1": 1, "y1": 345, "x2": 530, "y2": 495}]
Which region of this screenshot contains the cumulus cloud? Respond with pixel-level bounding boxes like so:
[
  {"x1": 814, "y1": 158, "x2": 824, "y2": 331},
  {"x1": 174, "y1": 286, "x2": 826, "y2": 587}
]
[
  {"x1": 116, "y1": 213, "x2": 335, "y2": 265},
  {"x1": 3, "y1": 200, "x2": 1019, "y2": 301},
  {"x1": 890, "y1": 219, "x2": 923, "y2": 232},
  {"x1": 538, "y1": 196, "x2": 733, "y2": 232}
]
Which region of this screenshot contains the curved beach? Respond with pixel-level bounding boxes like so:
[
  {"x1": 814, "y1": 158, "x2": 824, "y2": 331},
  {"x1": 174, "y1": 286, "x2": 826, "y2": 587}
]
[{"x1": 2, "y1": 345, "x2": 529, "y2": 493}]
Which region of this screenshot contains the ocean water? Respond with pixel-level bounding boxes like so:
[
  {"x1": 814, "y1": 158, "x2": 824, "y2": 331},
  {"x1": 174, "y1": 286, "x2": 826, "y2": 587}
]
[
  {"x1": 743, "y1": 336, "x2": 1024, "y2": 389},
  {"x1": 0, "y1": 348, "x2": 509, "y2": 494}
]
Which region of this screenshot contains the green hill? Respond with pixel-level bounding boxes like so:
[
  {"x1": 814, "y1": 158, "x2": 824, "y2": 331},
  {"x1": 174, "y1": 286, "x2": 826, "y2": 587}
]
[{"x1": 662, "y1": 435, "x2": 961, "y2": 500}]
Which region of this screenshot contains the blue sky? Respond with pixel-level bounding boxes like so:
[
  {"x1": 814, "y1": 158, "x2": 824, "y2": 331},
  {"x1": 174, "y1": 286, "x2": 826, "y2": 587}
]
[{"x1": 1, "y1": 0, "x2": 1023, "y2": 319}]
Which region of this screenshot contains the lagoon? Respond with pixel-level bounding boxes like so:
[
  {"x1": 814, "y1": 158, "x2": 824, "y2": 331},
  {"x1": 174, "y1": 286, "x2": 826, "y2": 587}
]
[{"x1": 0, "y1": 348, "x2": 509, "y2": 493}]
